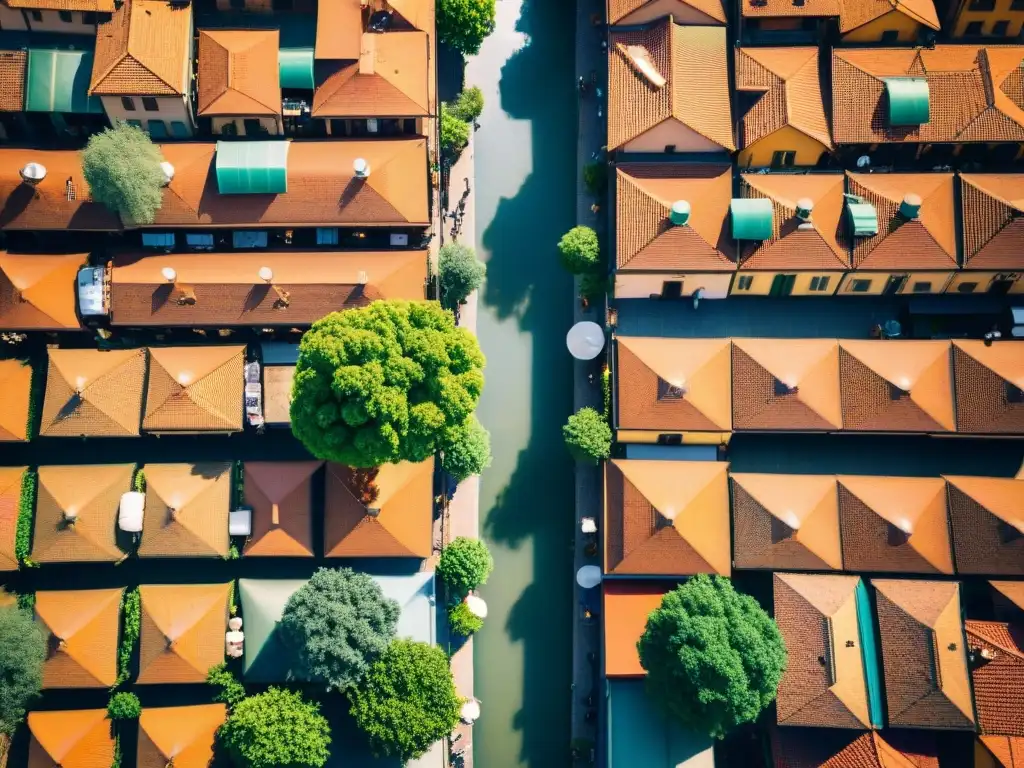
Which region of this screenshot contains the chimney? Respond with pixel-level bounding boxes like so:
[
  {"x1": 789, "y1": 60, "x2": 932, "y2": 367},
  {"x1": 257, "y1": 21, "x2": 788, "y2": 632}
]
[
  {"x1": 258, "y1": 266, "x2": 273, "y2": 283},
  {"x1": 271, "y1": 503, "x2": 280, "y2": 526},
  {"x1": 899, "y1": 193, "x2": 922, "y2": 220},
  {"x1": 19, "y1": 162, "x2": 46, "y2": 184},
  {"x1": 795, "y1": 197, "x2": 814, "y2": 221},
  {"x1": 353, "y1": 158, "x2": 370, "y2": 179},
  {"x1": 359, "y1": 34, "x2": 375, "y2": 75},
  {"x1": 161, "y1": 267, "x2": 177, "y2": 283},
  {"x1": 63, "y1": 508, "x2": 78, "y2": 525},
  {"x1": 670, "y1": 200, "x2": 690, "y2": 226},
  {"x1": 357, "y1": 270, "x2": 369, "y2": 285},
  {"x1": 160, "y1": 161, "x2": 175, "y2": 186}
]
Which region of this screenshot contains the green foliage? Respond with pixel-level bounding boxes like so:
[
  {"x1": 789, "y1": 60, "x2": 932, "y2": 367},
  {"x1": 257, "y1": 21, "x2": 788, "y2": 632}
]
[
  {"x1": 348, "y1": 639, "x2": 461, "y2": 762},
  {"x1": 280, "y1": 568, "x2": 400, "y2": 692},
  {"x1": 15, "y1": 470, "x2": 36, "y2": 567},
  {"x1": 440, "y1": 102, "x2": 471, "y2": 156},
  {"x1": 440, "y1": 415, "x2": 492, "y2": 483},
  {"x1": 226, "y1": 542, "x2": 240, "y2": 560},
  {"x1": 447, "y1": 601, "x2": 483, "y2": 636},
  {"x1": 207, "y1": 662, "x2": 247, "y2": 707},
  {"x1": 0, "y1": 605, "x2": 46, "y2": 736},
  {"x1": 289, "y1": 301, "x2": 486, "y2": 468},
  {"x1": 228, "y1": 580, "x2": 237, "y2": 616},
  {"x1": 639, "y1": 575, "x2": 787, "y2": 740},
  {"x1": 107, "y1": 692, "x2": 141, "y2": 721},
  {"x1": 601, "y1": 367, "x2": 611, "y2": 419},
  {"x1": 81, "y1": 122, "x2": 165, "y2": 225},
  {"x1": 558, "y1": 226, "x2": 601, "y2": 274},
  {"x1": 112, "y1": 733, "x2": 121, "y2": 768},
  {"x1": 583, "y1": 160, "x2": 607, "y2": 197},
  {"x1": 219, "y1": 687, "x2": 330, "y2": 768},
  {"x1": 131, "y1": 467, "x2": 145, "y2": 493},
  {"x1": 15, "y1": 593, "x2": 34, "y2": 611},
  {"x1": 438, "y1": 0, "x2": 496, "y2": 56},
  {"x1": 115, "y1": 588, "x2": 141, "y2": 687},
  {"x1": 438, "y1": 242, "x2": 486, "y2": 310},
  {"x1": 436, "y1": 537, "x2": 493, "y2": 599},
  {"x1": 451, "y1": 86, "x2": 484, "y2": 123},
  {"x1": 579, "y1": 272, "x2": 610, "y2": 304},
  {"x1": 563, "y1": 407, "x2": 612, "y2": 463}
]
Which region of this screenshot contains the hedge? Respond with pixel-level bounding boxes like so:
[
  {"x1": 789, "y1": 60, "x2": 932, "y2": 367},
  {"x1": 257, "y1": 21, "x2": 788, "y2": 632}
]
[
  {"x1": 15, "y1": 471, "x2": 36, "y2": 567},
  {"x1": 114, "y1": 588, "x2": 140, "y2": 687}
]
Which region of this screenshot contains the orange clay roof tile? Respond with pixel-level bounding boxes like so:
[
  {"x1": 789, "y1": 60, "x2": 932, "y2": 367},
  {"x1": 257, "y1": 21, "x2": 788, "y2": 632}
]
[
  {"x1": 960, "y1": 174, "x2": 1024, "y2": 270},
  {"x1": 609, "y1": 0, "x2": 726, "y2": 24},
  {"x1": 944, "y1": 475, "x2": 1024, "y2": 576},
  {"x1": 0, "y1": 361, "x2": 30, "y2": 442},
  {"x1": 138, "y1": 463, "x2": 231, "y2": 558},
  {"x1": 138, "y1": 583, "x2": 230, "y2": 684},
  {"x1": 0, "y1": 50, "x2": 26, "y2": 112},
  {"x1": 991, "y1": 581, "x2": 1024, "y2": 619},
  {"x1": 965, "y1": 620, "x2": 1024, "y2": 737},
  {"x1": 771, "y1": 728, "x2": 941, "y2": 768},
  {"x1": 0, "y1": 467, "x2": 26, "y2": 571},
  {"x1": 953, "y1": 340, "x2": 1024, "y2": 435},
  {"x1": 143, "y1": 346, "x2": 244, "y2": 434},
  {"x1": 0, "y1": 252, "x2": 87, "y2": 331},
  {"x1": 34, "y1": 587, "x2": 122, "y2": 688},
  {"x1": 979, "y1": 736, "x2": 1024, "y2": 767},
  {"x1": 243, "y1": 461, "x2": 321, "y2": 557},
  {"x1": 137, "y1": 704, "x2": 226, "y2": 768},
  {"x1": 602, "y1": 582, "x2": 668, "y2": 677},
  {"x1": 315, "y1": 0, "x2": 364, "y2": 60},
  {"x1": 39, "y1": 348, "x2": 146, "y2": 438},
  {"x1": 198, "y1": 29, "x2": 280, "y2": 117},
  {"x1": 7, "y1": 0, "x2": 113, "y2": 11},
  {"x1": 27, "y1": 709, "x2": 115, "y2": 768}
]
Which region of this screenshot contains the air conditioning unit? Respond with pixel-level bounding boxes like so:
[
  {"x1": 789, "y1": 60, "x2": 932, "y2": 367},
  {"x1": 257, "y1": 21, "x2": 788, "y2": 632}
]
[{"x1": 367, "y1": 118, "x2": 379, "y2": 133}]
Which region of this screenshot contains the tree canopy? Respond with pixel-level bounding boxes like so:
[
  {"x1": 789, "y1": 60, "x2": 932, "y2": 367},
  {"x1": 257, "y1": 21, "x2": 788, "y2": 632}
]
[
  {"x1": 638, "y1": 575, "x2": 787, "y2": 739},
  {"x1": 348, "y1": 640, "x2": 461, "y2": 762},
  {"x1": 106, "y1": 692, "x2": 141, "y2": 721},
  {"x1": 440, "y1": 103, "x2": 471, "y2": 155},
  {"x1": 0, "y1": 605, "x2": 45, "y2": 736},
  {"x1": 440, "y1": 415, "x2": 492, "y2": 482},
  {"x1": 436, "y1": 537, "x2": 493, "y2": 598},
  {"x1": 218, "y1": 687, "x2": 330, "y2": 768},
  {"x1": 438, "y1": 242, "x2": 486, "y2": 310},
  {"x1": 290, "y1": 300, "x2": 486, "y2": 467},
  {"x1": 563, "y1": 407, "x2": 611, "y2": 463},
  {"x1": 438, "y1": 0, "x2": 496, "y2": 56},
  {"x1": 280, "y1": 568, "x2": 399, "y2": 692},
  {"x1": 557, "y1": 226, "x2": 601, "y2": 274},
  {"x1": 82, "y1": 122, "x2": 166, "y2": 225},
  {"x1": 451, "y1": 86, "x2": 485, "y2": 123}
]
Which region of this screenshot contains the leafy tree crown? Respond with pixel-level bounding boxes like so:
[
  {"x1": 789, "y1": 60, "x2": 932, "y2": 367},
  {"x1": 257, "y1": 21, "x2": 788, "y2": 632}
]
[
  {"x1": 0, "y1": 605, "x2": 45, "y2": 736},
  {"x1": 218, "y1": 687, "x2": 330, "y2": 768},
  {"x1": 451, "y1": 86, "x2": 484, "y2": 123},
  {"x1": 81, "y1": 122, "x2": 166, "y2": 225},
  {"x1": 557, "y1": 226, "x2": 600, "y2": 274},
  {"x1": 440, "y1": 415, "x2": 492, "y2": 483},
  {"x1": 438, "y1": 242, "x2": 486, "y2": 310},
  {"x1": 107, "y1": 692, "x2": 141, "y2": 721},
  {"x1": 440, "y1": 103, "x2": 471, "y2": 155},
  {"x1": 563, "y1": 407, "x2": 612, "y2": 462},
  {"x1": 438, "y1": 0, "x2": 496, "y2": 56},
  {"x1": 448, "y1": 601, "x2": 483, "y2": 636},
  {"x1": 207, "y1": 662, "x2": 246, "y2": 707},
  {"x1": 436, "y1": 537, "x2": 493, "y2": 598}
]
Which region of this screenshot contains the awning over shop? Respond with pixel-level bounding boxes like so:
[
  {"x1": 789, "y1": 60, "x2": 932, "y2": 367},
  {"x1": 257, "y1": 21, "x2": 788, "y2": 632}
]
[
  {"x1": 215, "y1": 140, "x2": 289, "y2": 195},
  {"x1": 25, "y1": 48, "x2": 103, "y2": 113},
  {"x1": 279, "y1": 47, "x2": 314, "y2": 90}
]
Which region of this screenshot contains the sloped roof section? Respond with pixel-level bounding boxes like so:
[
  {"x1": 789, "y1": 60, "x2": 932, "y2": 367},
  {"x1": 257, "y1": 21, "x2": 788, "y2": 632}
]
[
  {"x1": 945, "y1": 475, "x2": 1024, "y2": 576},
  {"x1": 324, "y1": 461, "x2": 433, "y2": 558},
  {"x1": 7, "y1": 0, "x2": 114, "y2": 10},
  {"x1": 138, "y1": 704, "x2": 226, "y2": 768},
  {"x1": 138, "y1": 583, "x2": 230, "y2": 684},
  {"x1": 0, "y1": 50, "x2": 26, "y2": 113},
  {"x1": 0, "y1": 252, "x2": 84, "y2": 331},
  {"x1": 198, "y1": 30, "x2": 281, "y2": 117},
  {"x1": 960, "y1": 174, "x2": 1024, "y2": 270},
  {"x1": 616, "y1": 336, "x2": 732, "y2": 431},
  {"x1": 34, "y1": 587, "x2": 122, "y2": 688},
  {"x1": 243, "y1": 461, "x2": 321, "y2": 557},
  {"x1": 0, "y1": 361, "x2": 31, "y2": 442},
  {"x1": 991, "y1": 581, "x2": 1024, "y2": 620},
  {"x1": 732, "y1": 473, "x2": 841, "y2": 570},
  {"x1": 979, "y1": 736, "x2": 1024, "y2": 767},
  {"x1": 143, "y1": 346, "x2": 244, "y2": 433},
  {"x1": 32, "y1": 464, "x2": 132, "y2": 564},
  {"x1": 966, "y1": 620, "x2": 1024, "y2": 737},
  {"x1": 0, "y1": 467, "x2": 27, "y2": 571},
  {"x1": 770, "y1": 728, "x2": 941, "y2": 768},
  {"x1": 609, "y1": 0, "x2": 726, "y2": 24},
  {"x1": 872, "y1": 579, "x2": 975, "y2": 730},
  {"x1": 603, "y1": 582, "x2": 668, "y2": 677},
  {"x1": 953, "y1": 340, "x2": 1024, "y2": 435},
  {"x1": 40, "y1": 348, "x2": 146, "y2": 437},
  {"x1": 605, "y1": 459, "x2": 730, "y2": 576},
  {"x1": 138, "y1": 462, "x2": 231, "y2": 558},
  {"x1": 315, "y1": 0, "x2": 363, "y2": 60},
  {"x1": 608, "y1": 19, "x2": 733, "y2": 151},
  {"x1": 28, "y1": 709, "x2": 115, "y2": 768}
]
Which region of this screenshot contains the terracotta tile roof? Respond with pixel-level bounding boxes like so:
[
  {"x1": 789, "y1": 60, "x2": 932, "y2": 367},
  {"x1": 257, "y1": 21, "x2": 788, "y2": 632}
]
[
  {"x1": 945, "y1": 475, "x2": 1024, "y2": 576},
  {"x1": 198, "y1": 30, "x2": 281, "y2": 117},
  {"x1": 153, "y1": 139, "x2": 429, "y2": 227},
  {"x1": 324, "y1": 460, "x2": 433, "y2": 558},
  {"x1": 953, "y1": 341, "x2": 1024, "y2": 435},
  {"x1": 315, "y1": 0, "x2": 364, "y2": 60},
  {"x1": 838, "y1": 340, "x2": 955, "y2": 433},
  {"x1": 0, "y1": 361, "x2": 30, "y2": 442},
  {"x1": 39, "y1": 348, "x2": 146, "y2": 437},
  {"x1": 27, "y1": 709, "x2": 115, "y2": 768},
  {"x1": 616, "y1": 336, "x2": 732, "y2": 431},
  {"x1": 960, "y1": 174, "x2": 1024, "y2": 270},
  {"x1": 738, "y1": 174, "x2": 848, "y2": 270},
  {"x1": 743, "y1": 0, "x2": 938, "y2": 28},
  {"x1": 0, "y1": 50, "x2": 27, "y2": 112},
  {"x1": 743, "y1": 0, "x2": 839, "y2": 19},
  {"x1": 731, "y1": 473, "x2": 842, "y2": 570},
  {"x1": 263, "y1": 365, "x2": 294, "y2": 424},
  {"x1": 605, "y1": 459, "x2": 731, "y2": 576},
  {"x1": 138, "y1": 582, "x2": 230, "y2": 683},
  {"x1": 32, "y1": 464, "x2": 132, "y2": 564},
  {"x1": 0, "y1": 252, "x2": 86, "y2": 331},
  {"x1": 872, "y1": 578, "x2": 975, "y2": 730},
  {"x1": 7, "y1": 0, "x2": 113, "y2": 11},
  {"x1": 731, "y1": 338, "x2": 843, "y2": 430},
  {"x1": 736, "y1": 48, "x2": 832, "y2": 153},
  {"x1": 980, "y1": 736, "x2": 1024, "y2": 767},
  {"x1": 243, "y1": 461, "x2": 321, "y2": 557},
  {"x1": 603, "y1": 581, "x2": 668, "y2": 677},
  {"x1": 837, "y1": 476, "x2": 953, "y2": 574},
  {"x1": 773, "y1": 573, "x2": 872, "y2": 728},
  {"x1": 34, "y1": 587, "x2": 122, "y2": 688},
  {"x1": 0, "y1": 148, "x2": 122, "y2": 231},
  {"x1": 0, "y1": 467, "x2": 27, "y2": 571},
  {"x1": 110, "y1": 251, "x2": 427, "y2": 326},
  {"x1": 991, "y1": 581, "x2": 1024, "y2": 620},
  {"x1": 845, "y1": 173, "x2": 957, "y2": 270},
  {"x1": 90, "y1": 0, "x2": 192, "y2": 96},
  {"x1": 608, "y1": 19, "x2": 733, "y2": 151},
  {"x1": 833, "y1": 47, "x2": 1024, "y2": 145},
  {"x1": 771, "y1": 728, "x2": 941, "y2": 768},
  {"x1": 143, "y1": 345, "x2": 244, "y2": 433},
  {"x1": 609, "y1": 0, "x2": 726, "y2": 23},
  {"x1": 137, "y1": 462, "x2": 231, "y2": 558},
  {"x1": 313, "y1": 32, "x2": 429, "y2": 118},
  {"x1": 138, "y1": 704, "x2": 226, "y2": 768},
  {"x1": 966, "y1": 619, "x2": 1024, "y2": 736},
  {"x1": 615, "y1": 164, "x2": 736, "y2": 271}
]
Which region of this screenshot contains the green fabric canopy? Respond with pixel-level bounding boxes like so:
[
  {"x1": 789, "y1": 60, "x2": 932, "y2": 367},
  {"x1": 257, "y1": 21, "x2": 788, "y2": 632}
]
[
  {"x1": 215, "y1": 140, "x2": 290, "y2": 195},
  {"x1": 279, "y1": 47, "x2": 314, "y2": 90},
  {"x1": 846, "y1": 200, "x2": 879, "y2": 237},
  {"x1": 607, "y1": 680, "x2": 714, "y2": 767},
  {"x1": 25, "y1": 49, "x2": 103, "y2": 114},
  {"x1": 730, "y1": 198, "x2": 773, "y2": 241},
  {"x1": 885, "y1": 78, "x2": 930, "y2": 126}
]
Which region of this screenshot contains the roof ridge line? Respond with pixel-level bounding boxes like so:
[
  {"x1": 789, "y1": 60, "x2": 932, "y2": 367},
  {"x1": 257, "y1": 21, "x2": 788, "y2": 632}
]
[{"x1": 966, "y1": 621, "x2": 1024, "y2": 659}]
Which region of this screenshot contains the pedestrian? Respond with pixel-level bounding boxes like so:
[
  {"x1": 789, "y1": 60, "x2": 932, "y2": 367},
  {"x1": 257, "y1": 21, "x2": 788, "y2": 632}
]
[{"x1": 578, "y1": 76, "x2": 587, "y2": 96}]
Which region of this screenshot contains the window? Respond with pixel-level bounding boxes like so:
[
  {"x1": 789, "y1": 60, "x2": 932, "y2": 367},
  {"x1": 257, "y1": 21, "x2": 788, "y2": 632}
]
[
  {"x1": 1012, "y1": 0, "x2": 1024, "y2": 10},
  {"x1": 957, "y1": 281, "x2": 979, "y2": 293},
  {"x1": 142, "y1": 233, "x2": 175, "y2": 249},
  {"x1": 969, "y1": 0, "x2": 995, "y2": 9},
  {"x1": 317, "y1": 227, "x2": 339, "y2": 246},
  {"x1": 170, "y1": 121, "x2": 189, "y2": 138},
  {"x1": 993, "y1": 20, "x2": 1010, "y2": 35},
  {"x1": 965, "y1": 20, "x2": 984, "y2": 34},
  {"x1": 243, "y1": 118, "x2": 263, "y2": 135},
  {"x1": 186, "y1": 233, "x2": 214, "y2": 250},
  {"x1": 656, "y1": 434, "x2": 682, "y2": 446},
  {"x1": 736, "y1": 275, "x2": 754, "y2": 291},
  {"x1": 146, "y1": 120, "x2": 167, "y2": 138},
  {"x1": 29, "y1": 10, "x2": 42, "y2": 20},
  {"x1": 125, "y1": 119, "x2": 142, "y2": 129},
  {"x1": 771, "y1": 151, "x2": 796, "y2": 168},
  {"x1": 142, "y1": 97, "x2": 159, "y2": 112},
  {"x1": 58, "y1": 10, "x2": 73, "y2": 21},
  {"x1": 233, "y1": 231, "x2": 268, "y2": 249},
  {"x1": 880, "y1": 30, "x2": 899, "y2": 42},
  {"x1": 850, "y1": 279, "x2": 872, "y2": 293},
  {"x1": 912, "y1": 281, "x2": 932, "y2": 293},
  {"x1": 121, "y1": 96, "x2": 135, "y2": 111},
  {"x1": 82, "y1": 11, "x2": 96, "y2": 23},
  {"x1": 809, "y1": 276, "x2": 830, "y2": 292},
  {"x1": 657, "y1": 378, "x2": 685, "y2": 400}
]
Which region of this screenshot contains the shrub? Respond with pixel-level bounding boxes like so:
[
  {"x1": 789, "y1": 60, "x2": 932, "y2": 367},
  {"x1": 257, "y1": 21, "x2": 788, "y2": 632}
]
[
  {"x1": 107, "y1": 692, "x2": 141, "y2": 721},
  {"x1": 639, "y1": 575, "x2": 787, "y2": 739},
  {"x1": 563, "y1": 407, "x2": 612, "y2": 463},
  {"x1": 290, "y1": 301, "x2": 485, "y2": 468},
  {"x1": 280, "y1": 568, "x2": 400, "y2": 692},
  {"x1": 82, "y1": 122, "x2": 166, "y2": 225},
  {"x1": 219, "y1": 687, "x2": 330, "y2": 768},
  {"x1": 436, "y1": 537, "x2": 493, "y2": 599},
  {"x1": 438, "y1": 242, "x2": 486, "y2": 310},
  {"x1": 348, "y1": 640, "x2": 461, "y2": 762},
  {"x1": 207, "y1": 662, "x2": 246, "y2": 707},
  {"x1": 438, "y1": 0, "x2": 496, "y2": 56},
  {"x1": 15, "y1": 470, "x2": 36, "y2": 567},
  {"x1": 451, "y1": 86, "x2": 484, "y2": 123},
  {"x1": 558, "y1": 226, "x2": 600, "y2": 274},
  {"x1": 15, "y1": 593, "x2": 34, "y2": 611},
  {"x1": 0, "y1": 604, "x2": 46, "y2": 735},
  {"x1": 447, "y1": 601, "x2": 483, "y2": 636},
  {"x1": 440, "y1": 416, "x2": 492, "y2": 483},
  {"x1": 583, "y1": 160, "x2": 607, "y2": 197},
  {"x1": 132, "y1": 468, "x2": 145, "y2": 493},
  {"x1": 579, "y1": 272, "x2": 609, "y2": 304},
  {"x1": 115, "y1": 588, "x2": 140, "y2": 687},
  {"x1": 440, "y1": 102, "x2": 470, "y2": 155}
]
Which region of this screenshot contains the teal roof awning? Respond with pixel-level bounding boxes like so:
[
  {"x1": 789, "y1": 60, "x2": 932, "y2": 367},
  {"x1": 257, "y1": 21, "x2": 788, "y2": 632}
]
[
  {"x1": 279, "y1": 47, "x2": 314, "y2": 90},
  {"x1": 855, "y1": 580, "x2": 885, "y2": 729},
  {"x1": 215, "y1": 140, "x2": 290, "y2": 195},
  {"x1": 730, "y1": 198, "x2": 773, "y2": 241},
  {"x1": 25, "y1": 49, "x2": 103, "y2": 114},
  {"x1": 607, "y1": 680, "x2": 714, "y2": 768},
  {"x1": 885, "y1": 78, "x2": 930, "y2": 126},
  {"x1": 846, "y1": 200, "x2": 879, "y2": 237}
]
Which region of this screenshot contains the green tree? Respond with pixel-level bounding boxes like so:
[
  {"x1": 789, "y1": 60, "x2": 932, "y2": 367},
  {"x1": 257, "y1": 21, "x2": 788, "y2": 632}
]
[
  {"x1": 348, "y1": 640, "x2": 461, "y2": 762},
  {"x1": 440, "y1": 415, "x2": 492, "y2": 482},
  {"x1": 438, "y1": 242, "x2": 486, "y2": 310},
  {"x1": 639, "y1": 575, "x2": 787, "y2": 740},
  {"x1": 219, "y1": 687, "x2": 330, "y2": 768},
  {"x1": 438, "y1": 0, "x2": 496, "y2": 56},
  {"x1": 82, "y1": 122, "x2": 165, "y2": 225},
  {"x1": 558, "y1": 226, "x2": 600, "y2": 274},
  {"x1": 207, "y1": 662, "x2": 246, "y2": 707},
  {"x1": 107, "y1": 692, "x2": 141, "y2": 721},
  {"x1": 451, "y1": 86, "x2": 484, "y2": 123},
  {"x1": 280, "y1": 568, "x2": 399, "y2": 692},
  {"x1": 436, "y1": 537, "x2": 493, "y2": 598},
  {"x1": 290, "y1": 301, "x2": 485, "y2": 467},
  {"x1": 0, "y1": 605, "x2": 46, "y2": 736},
  {"x1": 447, "y1": 601, "x2": 483, "y2": 636},
  {"x1": 563, "y1": 407, "x2": 611, "y2": 463},
  {"x1": 440, "y1": 102, "x2": 470, "y2": 155}
]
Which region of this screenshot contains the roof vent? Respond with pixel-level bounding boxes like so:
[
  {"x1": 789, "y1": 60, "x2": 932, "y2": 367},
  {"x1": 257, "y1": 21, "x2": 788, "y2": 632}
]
[
  {"x1": 20, "y1": 162, "x2": 46, "y2": 184},
  {"x1": 670, "y1": 200, "x2": 691, "y2": 226},
  {"x1": 845, "y1": 194, "x2": 879, "y2": 237},
  {"x1": 365, "y1": 506, "x2": 381, "y2": 518},
  {"x1": 258, "y1": 266, "x2": 274, "y2": 283},
  {"x1": 657, "y1": 377, "x2": 686, "y2": 400},
  {"x1": 161, "y1": 267, "x2": 177, "y2": 283},
  {"x1": 160, "y1": 161, "x2": 175, "y2": 186},
  {"x1": 63, "y1": 508, "x2": 78, "y2": 524},
  {"x1": 615, "y1": 43, "x2": 666, "y2": 89},
  {"x1": 795, "y1": 198, "x2": 814, "y2": 221},
  {"x1": 357, "y1": 270, "x2": 369, "y2": 285},
  {"x1": 353, "y1": 158, "x2": 370, "y2": 179},
  {"x1": 885, "y1": 78, "x2": 930, "y2": 126},
  {"x1": 899, "y1": 193, "x2": 922, "y2": 220}
]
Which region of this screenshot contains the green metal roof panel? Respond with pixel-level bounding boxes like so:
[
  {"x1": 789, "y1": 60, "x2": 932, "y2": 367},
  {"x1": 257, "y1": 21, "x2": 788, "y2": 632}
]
[
  {"x1": 279, "y1": 47, "x2": 314, "y2": 90},
  {"x1": 855, "y1": 580, "x2": 885, "y2": 729},
  {"x1": 730, "y1": 198, "x2": 773, "y2": 241},
  {"x1": 215, "y1": 140, "x2": 290, "y2": 195},
  {"x1": 607, "y1": 680, "x2": 715, "y2": 768},
  {"x1": 847, "y1": 201, "x2": 879, "y2": 237},
  {"x1": 885, "y1": 78, "x2": 930, "y2": 126},
  {"x1": 25, "y1": 48, "x2": 103, "y2": 114}
]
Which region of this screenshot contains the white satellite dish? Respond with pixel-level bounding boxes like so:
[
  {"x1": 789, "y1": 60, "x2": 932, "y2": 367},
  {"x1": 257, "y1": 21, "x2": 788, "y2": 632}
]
[{"x1": 566, "y1": 321, "x2": 605, "y2": 360}]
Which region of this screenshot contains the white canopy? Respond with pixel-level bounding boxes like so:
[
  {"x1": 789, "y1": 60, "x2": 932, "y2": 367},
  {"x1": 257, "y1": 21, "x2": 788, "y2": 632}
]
[
  {"x1": 229, "y1": 507, "x2": 252, "y2": 537},
  {"x1": 464, "y1": 594, "x2": 488, "y2": 619},
  {"x1": 576, "y1": 565, "x2": 602, "y2": 589},
  {"x1": 566, "y1": 321, "x2": 605, "y2": 360},
  {"x1": 460, "y1": 699, "x2": 481, "y2": 724},
  {"x1": 580, "y1": 517, "x2": 597, "y2": 534},
  {"x1": 118, "y1": 491, "x2": 145, "y2": 533}
]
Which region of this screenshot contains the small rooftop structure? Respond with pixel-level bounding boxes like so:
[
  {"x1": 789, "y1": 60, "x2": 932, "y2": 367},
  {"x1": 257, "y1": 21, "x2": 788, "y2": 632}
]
[
  {"x1": 28, "y1": 709, "x2": 114, "y2": 768},
  {"x1": 138, "y1": 704, "x2": 227, "y2": 768},
  {"x1": 34, "y1": 587, "x2": 122, "y2": 688},
  {"x1": 198, "y1": 30, "x2": 281, "y2": 117},
  {"x1": 143, "y1": 346, "x2": 245, "y2": 434},
  {"x1": 39, "y1": 348, "x2": 146, "y2": 437},
  {"x1": 243, "y1": 461, "x2": 321, "y2": 557},
  {"x1": 138, "y1": 462, "x2": 232, "y2": 558},
  {"x1": 0, "y1": 361, "x2": 31, "y2": 442},
  {"x1": 137, "y1": 583, "x2": 231, "y2": 684},
  {"x1": 0, "y1": 252, "x2": 86, "y2": 331},
  {"x1": 945, "y1": 475, "x2": 1024, "y2": 576}
]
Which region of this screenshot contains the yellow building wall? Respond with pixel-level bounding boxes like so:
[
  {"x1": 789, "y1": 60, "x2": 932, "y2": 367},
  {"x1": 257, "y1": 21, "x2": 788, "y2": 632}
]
[
  {"x1": 738, "y1": 125, "x2": 830, "y2": 169},
  {"x1": 730, "y1": 271, "x2": 843, "y2": 296},
  {"x1": 837, "y1": 271, "x2": 955, "y2": 295},
  {"x1": 615, "y1": 430, "x2": 731, "y2": 445},
  {"x1": 614, "y1": 272, "x2": 734, "y2": 300},
  {"x1": 842, "y1": 10, "x2": 924, "y2": 41},
  {"x1": 211, "y1": 115, "x2": 282, "y2": 137},
  {"x1": 22, "y1": 8, "x2": 96, "y2": 34},
  {"x1": 952, "y1": 0, "x2": 1024, "y2": 37},
  {"x1": 946, "y1": 271, "x2": 1024, "y2": 294},
  {"x1": 730, "y1": 272, "x2": 776, "y2": 296}
]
